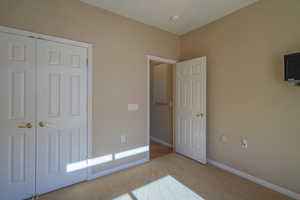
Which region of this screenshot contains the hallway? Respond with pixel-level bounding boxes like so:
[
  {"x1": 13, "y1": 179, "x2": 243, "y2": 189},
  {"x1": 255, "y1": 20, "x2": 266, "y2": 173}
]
[{"x1": 150, "y1": 140, "x2": 173, "y2": 160}]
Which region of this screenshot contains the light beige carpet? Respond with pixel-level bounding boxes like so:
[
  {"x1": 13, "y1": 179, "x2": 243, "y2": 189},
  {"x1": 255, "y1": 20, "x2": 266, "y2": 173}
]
[{"x1": 38, "y1": 153, "x2": 292, "y2": 200}]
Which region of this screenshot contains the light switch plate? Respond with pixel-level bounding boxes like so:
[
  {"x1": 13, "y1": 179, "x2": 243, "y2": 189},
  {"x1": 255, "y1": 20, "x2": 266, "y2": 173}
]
[{"x1": 128, "y1": 104, "x2": 139, "y2": 111}]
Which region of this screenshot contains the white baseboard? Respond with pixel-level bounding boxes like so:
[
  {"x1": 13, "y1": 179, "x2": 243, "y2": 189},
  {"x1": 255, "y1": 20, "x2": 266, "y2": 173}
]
[
  {"x1": 150, "y1": 136, "x2": 172, "y2": 147},
  {"x1": 88, "y1": 158, "x2": 149, "y2": 180},
  {"x1": 208, "y1": 159, "x2": 300, "y2": 200}
]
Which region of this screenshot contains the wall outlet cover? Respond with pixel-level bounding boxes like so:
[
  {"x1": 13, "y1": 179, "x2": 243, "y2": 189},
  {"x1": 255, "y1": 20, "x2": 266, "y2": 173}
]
[{"x1": 241, "y1": 138, "x2": 248, "y2": 149}]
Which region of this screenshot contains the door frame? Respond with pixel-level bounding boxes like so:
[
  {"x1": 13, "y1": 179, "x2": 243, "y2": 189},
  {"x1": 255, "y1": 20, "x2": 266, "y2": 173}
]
[
  {"x1": 0, "y1": 25, "x2": 94, "y2": 180},
  {"x1": 146, "y1": 55, "x2": 177, "y2": 160}
]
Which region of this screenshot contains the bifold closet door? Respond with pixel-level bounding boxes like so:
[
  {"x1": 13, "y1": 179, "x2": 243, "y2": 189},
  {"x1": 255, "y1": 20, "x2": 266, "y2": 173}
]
[
  {"x1": 0, "y1": 32, "x2": 36, "y2": 200},
  {"x1": 36, "y1": 39, "x2": 88, "y2": 194}
]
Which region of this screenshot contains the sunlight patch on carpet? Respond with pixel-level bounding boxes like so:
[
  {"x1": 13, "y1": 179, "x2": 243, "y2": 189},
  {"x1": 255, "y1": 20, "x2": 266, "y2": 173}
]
[
  {"x1": 113, "y1": 175, "x2": 205, "y2": 200},
  {"x1": 113, "y1": 194, "x2": 133, "y2": 200}
]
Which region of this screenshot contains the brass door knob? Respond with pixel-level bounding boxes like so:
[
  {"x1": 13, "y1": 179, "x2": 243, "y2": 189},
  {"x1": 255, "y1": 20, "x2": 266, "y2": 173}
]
[
  {"x1": 18, "y1": 123, "x2": 33, "y2": 129},
  {"x1": 196, "y1": 113, "x2": 204, "y2": 118},
  {"x1": 39, "y1": 121, "x2": 49, "y2": 127}
]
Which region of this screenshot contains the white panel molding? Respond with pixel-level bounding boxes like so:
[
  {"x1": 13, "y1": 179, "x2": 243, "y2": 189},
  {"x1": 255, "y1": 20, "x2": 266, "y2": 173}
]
[
  {"x1": 10, "y1": 71, "x2": 26, "y2": 120},
  {"x1": 10, "y1": 44, "x2": 25, "y2": 61},
  {"x1": 88, "y1": 158, "x2": 149, "y2": 180},
  {"x1": 9, "y1": 134, "x2": 26, "y2": 183},
  {"x1": 48, "y1": 73, "x2": 61, "y2": 117},
  {"x1": 150, "y1": 136, "x2": 172, "y2": 147},
  {"x1": 147, "y1": 55, "x2": 177, "y2": 161},
  {"x1": 208, "y1": 159, "x2": 300, "y2": 200},
  {"x1": 70, "y1": 75, "x2": 81, "y2": 116}
]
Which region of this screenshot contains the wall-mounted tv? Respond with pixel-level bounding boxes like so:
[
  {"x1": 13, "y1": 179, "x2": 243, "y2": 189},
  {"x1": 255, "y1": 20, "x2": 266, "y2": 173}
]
[{"x1": 284, "y1": 53, "x2": 300, "y2": 82}]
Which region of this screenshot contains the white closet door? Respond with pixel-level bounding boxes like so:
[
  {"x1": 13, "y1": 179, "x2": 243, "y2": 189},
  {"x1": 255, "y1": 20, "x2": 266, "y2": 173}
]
[
  {"x1": 0, "y1": 32, "x2": 36, "y2": 200},
  {"x1": 175, "y1": 57, "x2": 207, "y2": 164},
  {"x1": 36, "y1": 39, "x2": 88, "y2": 194}
]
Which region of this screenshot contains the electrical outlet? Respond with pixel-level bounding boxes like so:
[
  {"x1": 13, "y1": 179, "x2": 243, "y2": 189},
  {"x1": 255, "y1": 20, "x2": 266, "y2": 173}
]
[
  {"x1": 121, "y1": 135, "x2": 127, "y2": 144},
  {"x1": 241, "y1": 138, "x2": 248, "y2": 149}
]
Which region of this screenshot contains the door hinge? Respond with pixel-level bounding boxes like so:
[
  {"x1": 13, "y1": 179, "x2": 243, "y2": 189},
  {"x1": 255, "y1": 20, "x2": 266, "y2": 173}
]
[{"x1": 86, "y1": 58, "x2": 88, "y2": 65}]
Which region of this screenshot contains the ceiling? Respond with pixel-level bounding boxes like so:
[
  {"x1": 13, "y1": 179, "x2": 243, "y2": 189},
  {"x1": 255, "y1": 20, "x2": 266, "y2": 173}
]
[{"x1": 80, "y1": 0, "x2": 257, "y2": 35}]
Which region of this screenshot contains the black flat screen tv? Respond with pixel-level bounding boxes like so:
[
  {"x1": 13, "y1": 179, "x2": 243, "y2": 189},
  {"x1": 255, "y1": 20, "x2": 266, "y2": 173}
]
[{"x1": 284, "y1": 53, "x2": 300, "y2": 81}]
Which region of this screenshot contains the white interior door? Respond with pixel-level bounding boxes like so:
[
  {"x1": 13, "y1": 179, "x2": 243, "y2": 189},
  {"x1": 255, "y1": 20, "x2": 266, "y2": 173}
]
[
  {"x1": 0, "y1": 32, "x2": 36, "y2": 199},
  {"x1": 175, "y1": 57, "x2": 207, "y2": 164},
  {"x1": 36, "y1": 39, "x2": 88, "y2": 194}
]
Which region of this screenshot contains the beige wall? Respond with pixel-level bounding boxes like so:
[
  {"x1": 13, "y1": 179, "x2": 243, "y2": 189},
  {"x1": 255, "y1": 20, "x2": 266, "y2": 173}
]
[
  {"x1": 0, "y1": 0, "x2": 180, "y2": 173},
  {"x1": 181, "y1": 0, "x2": 300, "y2": 193},
  {"x1": 150, "y1": 63, "x2": 173, "y2": 145}
]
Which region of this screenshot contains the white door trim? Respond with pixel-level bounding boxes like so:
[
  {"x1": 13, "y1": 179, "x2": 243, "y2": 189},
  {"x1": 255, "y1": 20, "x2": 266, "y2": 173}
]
[
  {"x1": 0, "y1": 26, "x2": 91, "y2": 48},
  {"x1": 87, "y1": 45, "x2": 93, "y2": 179},
  {"x1": 0, "y1": 25, "x2": 93, "y2": 181},
  {"x1": 146, "y1": 55, "x2": 177, "y2": 160}
]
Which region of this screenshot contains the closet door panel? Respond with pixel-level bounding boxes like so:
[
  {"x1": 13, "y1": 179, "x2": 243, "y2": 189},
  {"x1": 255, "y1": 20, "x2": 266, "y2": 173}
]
[
  {"x1": 0, "y1": 32, "x2": 36, "y2": 200},
  {"x1": 36, "y1": 39, "x2": 88, "y2": 194}
]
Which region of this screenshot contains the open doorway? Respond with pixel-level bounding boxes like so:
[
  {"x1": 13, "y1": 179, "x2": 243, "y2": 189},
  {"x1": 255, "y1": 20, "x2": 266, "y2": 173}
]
[{"x1": 147, "y1": 56, "x2": 177, "y2": 160}]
